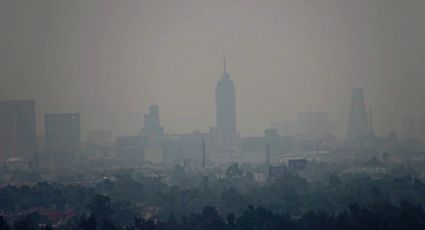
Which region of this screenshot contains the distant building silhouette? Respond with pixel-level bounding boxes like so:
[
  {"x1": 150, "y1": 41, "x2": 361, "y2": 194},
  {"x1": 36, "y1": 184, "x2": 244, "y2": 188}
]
[
  {"x1": 141, "y1": 105, "x2": 164, "y2": 163},
  {"x1": 45, "y1": 113, "x2": 80, "y2": 152},
  {"x1": 0, "y1": 100, "x2": 36, "y2": 160},
  {"x1": 142, "y1": 105, "x2": 164, "y2": 142},
  {"x1": 347, "y1": 88, "x2": 369, "y2": 141},
  {"x1": 215, "y1": 58, "x2": 237, "y2": 152},
  {"x1": 242, "y1": 128, "x2": 291, "y2": 155},
  {"x1": 116, "y1": 136, "x2": 145, "y2": 165},
  {"x1": 268, "y1": 165, "x2": 287, "y2": 178},
  {"x1": 162, "y1": 131, "x2": 209, "y2": 163}
]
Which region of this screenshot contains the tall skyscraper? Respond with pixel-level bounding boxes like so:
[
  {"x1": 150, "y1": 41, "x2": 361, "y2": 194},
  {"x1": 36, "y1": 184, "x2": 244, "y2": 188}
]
[
  {"x1": 141, "y1": 105, "x2": 164, "y2": 163},
  {"x1": 0, "y1": 100, "x2": 36, "y2": 160},
  {"x1": 215, "y1": 58, "x2": 237, "y2": 151},
  {"x1": 347, "y1": 88, "x2": 369, "y2": 141},
  {"x1": 142, "y1": 105, "x2": 164, "y2": 141},
  {"x1": 45, "y1": 113, "x2": 81, "y2": 152}
]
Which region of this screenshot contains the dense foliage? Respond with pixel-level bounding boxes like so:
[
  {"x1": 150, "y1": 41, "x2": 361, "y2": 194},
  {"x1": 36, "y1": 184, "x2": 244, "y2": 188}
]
[
  {"x1": 1, "y1": 201, "x2": 425, "y2": 230},
  {"x1": 2, "y1": 169, "x2": 425, "y2": 229}
]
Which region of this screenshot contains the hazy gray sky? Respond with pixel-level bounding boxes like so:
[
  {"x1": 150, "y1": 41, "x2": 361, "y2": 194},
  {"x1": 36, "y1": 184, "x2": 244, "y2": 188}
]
[{"x1": 1, "y1": 0, "x2": 424, "y2": 139}]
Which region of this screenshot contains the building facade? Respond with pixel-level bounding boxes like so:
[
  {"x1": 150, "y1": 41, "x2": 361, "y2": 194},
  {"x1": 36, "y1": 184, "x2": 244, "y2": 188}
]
[
  {"x1": 142, "y1": 105, "x2": 164, "y2": 143},
  {"x1": 0, "y1": 100, "x2": 36, "y2": 160},
  {"x1": 347, "y1": 88, "x2": 369, "y2": 141},
  {"x1": 45, "y1": 113, "x2": 80, "y2": 152},
  {"x1": 215, "y1": 59, "x2": 238, "y2": 152}
]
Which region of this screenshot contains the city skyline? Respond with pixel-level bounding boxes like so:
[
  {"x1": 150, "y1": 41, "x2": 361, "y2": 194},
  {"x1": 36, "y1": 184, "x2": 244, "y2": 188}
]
[
  {"x1": 1, "y1": 2, "x2": 425, "y2": 229},
  {"x1": 0, "y1": 64, "x2": 420, "y2": 142},
  {"x1": 1, "y1": 0, "x2": 425, "y2": 139}
]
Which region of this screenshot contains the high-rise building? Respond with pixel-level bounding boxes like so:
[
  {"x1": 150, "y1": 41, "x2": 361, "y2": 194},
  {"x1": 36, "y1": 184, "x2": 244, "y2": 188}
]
[
  {"x1": 45, "y1": 113, "x2": 80, "y2": 152},
  {"x1": 0, "y1": 100, "x2": 36, "y2": 160},
  {"x1": 215, "y1": 58, "x2": 237, "y2": 152},
  {"x1": 142, "y1": 105, "x2": 164, "y2": 141},
  {"x1": 347, "y1": 88, "x2": 369, "y2": 141}
]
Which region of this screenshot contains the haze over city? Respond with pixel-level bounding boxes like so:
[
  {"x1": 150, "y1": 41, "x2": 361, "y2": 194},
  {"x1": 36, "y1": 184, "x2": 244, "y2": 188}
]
[
  {"x1": 3, "y1": 1, "x2": 425, "y2": 229},
  {"x1": 2, "y1": 0, "x2": 425, "y2": 139}
]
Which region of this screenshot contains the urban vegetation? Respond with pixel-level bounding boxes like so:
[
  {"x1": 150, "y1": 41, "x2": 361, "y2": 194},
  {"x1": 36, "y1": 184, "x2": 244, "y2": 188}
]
[{"x1": 1, "y1": 165, "x2": 425, "y2": 229}]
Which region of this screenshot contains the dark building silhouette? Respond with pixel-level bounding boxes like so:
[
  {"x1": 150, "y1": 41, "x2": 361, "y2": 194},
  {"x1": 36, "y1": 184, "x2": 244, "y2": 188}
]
[
  {"x1": 0, "y1": 100, "x2": 36, "y2": 160},
  {"x1": 141, "y1": 105, "x2": 164, "y2": 163},
  {"x1": 347, "y1": 88, "x2": 369, "y2": 141},
  {"x1": 142, "y1": 105, "x2": 164, "y2": 142},
  {"x1": 215, "y1": 58, "x2": 237, "y2": 152},
  {"x1": 116, "y1": 136, "x2": 145, "y2": 165},
  {"x1": 242, "y1": 128, "x2": 291, "y2": 155},
  {"x1": 45, "y1": 113, "x2": 80, "y2": 152},
  {"x1": 288, "y1": 159, "x2": 308, "y2": 170},
  {"x1": 268, "y1": 165, "x2": 287, "y2": 178}
]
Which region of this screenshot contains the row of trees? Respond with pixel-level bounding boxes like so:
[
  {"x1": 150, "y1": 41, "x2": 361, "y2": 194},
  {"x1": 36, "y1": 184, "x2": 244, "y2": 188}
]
[
  {"x1": 2, "y1": 170, "x2": 425, "y2": 219},
  {"x1": 1, "y1": 201, "x2": 425, "y2": 230}
]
